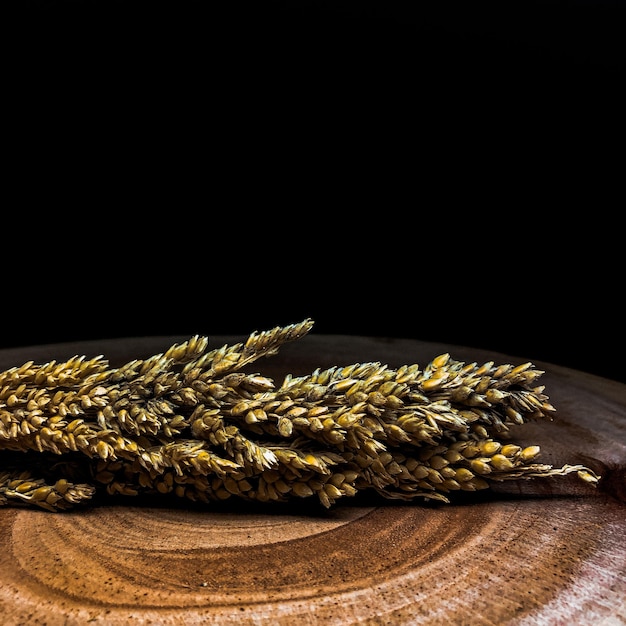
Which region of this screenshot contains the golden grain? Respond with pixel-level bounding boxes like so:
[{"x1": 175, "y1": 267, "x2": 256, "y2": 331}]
[{"x1": 0, "y1": 319, "x2": 600, "y2": 511}]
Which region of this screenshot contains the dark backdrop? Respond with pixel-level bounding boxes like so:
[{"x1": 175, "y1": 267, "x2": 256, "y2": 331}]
[
  {"x1": 6, "y1": 0, "x2": 624, "y2": 384},
  {"x1": 3, "y1": 207, "x2": 623, "y2": 383}
]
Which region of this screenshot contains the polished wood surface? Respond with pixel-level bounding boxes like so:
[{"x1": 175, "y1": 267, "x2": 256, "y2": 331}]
[{"x1": 0, "y1": 335, "x2": 624, "y2": 625}]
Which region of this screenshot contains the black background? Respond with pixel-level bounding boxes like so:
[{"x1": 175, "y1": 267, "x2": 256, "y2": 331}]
[{"x1": 6, "y1": 0, "x2": 624, "y2": 384}]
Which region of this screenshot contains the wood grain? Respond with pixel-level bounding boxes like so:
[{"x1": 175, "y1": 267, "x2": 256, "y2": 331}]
[{"x1": 0, "y1": 335, "x2": 624, "y2": 625}]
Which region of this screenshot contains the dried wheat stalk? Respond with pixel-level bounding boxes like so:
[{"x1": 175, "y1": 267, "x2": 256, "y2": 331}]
[{"x1": 0, "y1": 319, "x2": 599, "y2": 511}]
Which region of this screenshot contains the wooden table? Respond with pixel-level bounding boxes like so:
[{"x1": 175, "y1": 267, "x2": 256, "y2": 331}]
[{"x1": 0, "y1": 335, "x2": 624, "y2": 625}]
